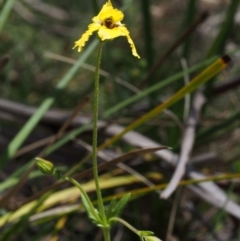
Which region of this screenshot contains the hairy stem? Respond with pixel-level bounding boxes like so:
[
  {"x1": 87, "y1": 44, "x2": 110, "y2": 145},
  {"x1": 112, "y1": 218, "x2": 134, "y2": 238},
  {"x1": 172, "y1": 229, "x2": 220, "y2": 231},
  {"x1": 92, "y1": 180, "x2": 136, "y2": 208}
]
[{"x1": 92, "y1": 41, "x2": 107, "y2": 224}]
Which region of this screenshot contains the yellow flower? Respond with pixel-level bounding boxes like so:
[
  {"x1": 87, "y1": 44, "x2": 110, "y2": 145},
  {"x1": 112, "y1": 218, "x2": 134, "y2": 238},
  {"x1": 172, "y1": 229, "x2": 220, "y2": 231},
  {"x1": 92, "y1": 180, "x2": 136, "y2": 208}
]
[{"x1": 73, "y1": 0, "x2": 140, "y2": 58}]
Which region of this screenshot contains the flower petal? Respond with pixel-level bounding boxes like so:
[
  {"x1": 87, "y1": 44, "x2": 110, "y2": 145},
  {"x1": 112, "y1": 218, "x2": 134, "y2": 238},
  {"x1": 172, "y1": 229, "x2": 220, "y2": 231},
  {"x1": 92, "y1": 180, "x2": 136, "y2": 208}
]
[
  {"x1": 96, "y1": 1, "x2": 124, "y2": 23},
  {"x1": 97, "y1": 2, "x2": 113, "y2": 21},
  {"x1": 119, "y1": 26, "x2": 140, "y2": 59},
  {"x1": 98, "y1": 26, "x2": 125, "y2": 40},
  {"x1": 112, "y1": 9, "x2": 124, "y2": 22},
  {"x1": 73, "y1": 23, "x2": 100, "y2": 52},
  {"x1": 100, "y1": 9, "x2": 124, "y2": 23}
]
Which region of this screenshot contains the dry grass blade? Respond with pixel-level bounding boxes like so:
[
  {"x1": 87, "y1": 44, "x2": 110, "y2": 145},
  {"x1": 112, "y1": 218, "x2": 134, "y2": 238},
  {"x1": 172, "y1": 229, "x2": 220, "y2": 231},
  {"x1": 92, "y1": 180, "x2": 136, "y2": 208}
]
[
  {"x1": 161, "y1": 91, "x2": 205, "y2": 199},
  {"x1": 0, "y1": 98, "x2": 106, "y2": 129},
  {"x1": 75, "y1": 139, "x2": 163, "y2": 188},
  {"x1": 73, "y1": 146, "x2": 169, "y2": 180},
  {"x1": 15, "y1": 146, "x2": 167, "y2": 209}
]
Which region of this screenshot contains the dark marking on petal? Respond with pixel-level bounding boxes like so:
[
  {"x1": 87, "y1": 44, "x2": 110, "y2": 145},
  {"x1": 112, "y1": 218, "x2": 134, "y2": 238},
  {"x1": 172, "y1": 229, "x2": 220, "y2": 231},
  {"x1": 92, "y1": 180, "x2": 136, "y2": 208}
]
[{"x1": 104, "y1": 17, "x2": 115, "y2": 29}]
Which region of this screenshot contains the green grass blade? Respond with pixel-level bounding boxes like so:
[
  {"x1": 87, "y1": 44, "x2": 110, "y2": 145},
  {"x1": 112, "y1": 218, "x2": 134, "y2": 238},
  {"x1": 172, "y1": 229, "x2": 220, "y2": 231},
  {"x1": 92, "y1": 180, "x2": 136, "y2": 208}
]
[
  {"x1": 0, "y1": 0, "x2": 17, "y2": 34},
  {"x1": 140, "y1": 0, "x2": 153, "y2": 68},
  {"x1": 207, "y1": 0, "x2": 240, "y2": 57},
  {"x1": 0, "y1": 40, "x2": 98, "y2": 169},
  {"x1": 182, "y1": 0, "x2": 197, "y2": 59}
]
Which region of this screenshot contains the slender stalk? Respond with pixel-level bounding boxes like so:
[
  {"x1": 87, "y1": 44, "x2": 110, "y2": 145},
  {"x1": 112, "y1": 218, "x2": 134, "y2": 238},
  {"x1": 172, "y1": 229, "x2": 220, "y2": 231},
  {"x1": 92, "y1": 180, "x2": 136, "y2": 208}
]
[
  {"x1": 109, "y1": 217, "x2": 139, "y2": 235},
  {"x1": 64, "y1": 176, "x2": 101, "y2": 223},
  {"x1": 102, "y1": 227, "x2": 111, "y2": 241},
  {"x1": 92, "y1": 41, "x2": 107, "y2": 224}
]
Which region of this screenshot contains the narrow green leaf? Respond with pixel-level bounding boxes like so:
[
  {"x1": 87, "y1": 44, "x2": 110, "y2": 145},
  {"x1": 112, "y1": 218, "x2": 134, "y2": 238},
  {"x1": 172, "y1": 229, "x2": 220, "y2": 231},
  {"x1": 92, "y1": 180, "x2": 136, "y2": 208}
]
[
  {"x1": 108, "y1": 193, "x2": 131, "y2": 225},
  {"x1": 106, "y1": 197, "x2": 117, "y2": 220},
  {"x1": 80, "y1": 192, "x2": 100, "y2": 224},
  {"x1": 114, "y1": 193, "x2": 131, "y2": 217},
  {"x1": 63, "y1": 176, "x2": 102, "y2": 225},
  {"x1": 207, "y1": 0, "x2": 240, "y2": 57},
  {"x1": 182, "y1": 0, "x2": 198, "y2": 59}
]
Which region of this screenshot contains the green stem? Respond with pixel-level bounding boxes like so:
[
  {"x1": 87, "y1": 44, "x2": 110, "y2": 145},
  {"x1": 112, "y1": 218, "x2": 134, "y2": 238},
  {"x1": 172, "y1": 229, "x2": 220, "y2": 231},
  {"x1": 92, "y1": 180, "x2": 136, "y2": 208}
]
[
  {"x1": 92, "y1": 41, "x2": 107, "y2": 224},
  {"x1": 109, "y1": 217, "x2": 139, "y2": 235},
  {"x1": 64, "y1": 176, "x2": 101, "y2": 223},
  {"x1": 102, "y1": 227, "x2": 111, "y2": 241}
]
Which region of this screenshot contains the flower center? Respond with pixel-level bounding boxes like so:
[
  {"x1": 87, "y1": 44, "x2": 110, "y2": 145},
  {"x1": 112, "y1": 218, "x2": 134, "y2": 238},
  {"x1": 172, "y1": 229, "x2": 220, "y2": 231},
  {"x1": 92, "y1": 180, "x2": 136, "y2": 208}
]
[{"x1": 104, "y1": 17, "x2": 115, "y2": 29}]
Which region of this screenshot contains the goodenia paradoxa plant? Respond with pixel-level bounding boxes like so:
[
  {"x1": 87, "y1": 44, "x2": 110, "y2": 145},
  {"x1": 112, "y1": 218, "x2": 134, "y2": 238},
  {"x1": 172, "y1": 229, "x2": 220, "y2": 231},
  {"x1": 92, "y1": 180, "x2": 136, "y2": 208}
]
[
  {"x1": 36, "y1": 158, "x2": 161, "y2": 241},
  {"x1": 36, "y1": 1, "x2": 161, "y2": 241},
  {"x1": 73, "y1": 2, "x2": 140, "y2": 238}
]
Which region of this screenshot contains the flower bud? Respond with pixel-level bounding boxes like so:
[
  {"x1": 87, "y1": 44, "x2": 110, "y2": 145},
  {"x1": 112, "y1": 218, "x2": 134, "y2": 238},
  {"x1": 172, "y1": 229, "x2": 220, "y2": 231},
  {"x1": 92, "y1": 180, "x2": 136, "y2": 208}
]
[
  {"x1": 145, "y1": 236, "x2": 162, "y2": 241},
  {"x1": 138, "y1": 231, "x2": 162, "y2": 241},
  {"x1": 36, "y1": 157, "x2": 56, "y2": 176}
]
